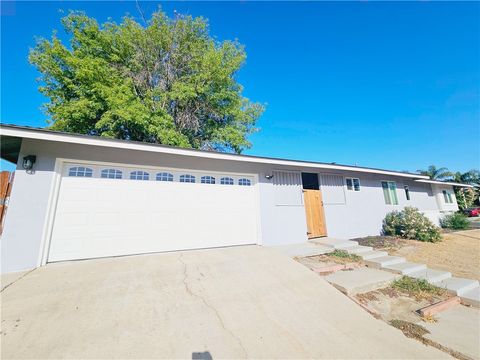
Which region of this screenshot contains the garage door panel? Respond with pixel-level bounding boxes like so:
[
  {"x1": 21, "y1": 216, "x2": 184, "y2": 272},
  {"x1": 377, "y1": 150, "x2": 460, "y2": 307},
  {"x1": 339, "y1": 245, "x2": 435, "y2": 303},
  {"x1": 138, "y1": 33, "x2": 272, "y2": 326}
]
[{"x1": 48, "y1": 164, "x2": 258, "y2": 262}]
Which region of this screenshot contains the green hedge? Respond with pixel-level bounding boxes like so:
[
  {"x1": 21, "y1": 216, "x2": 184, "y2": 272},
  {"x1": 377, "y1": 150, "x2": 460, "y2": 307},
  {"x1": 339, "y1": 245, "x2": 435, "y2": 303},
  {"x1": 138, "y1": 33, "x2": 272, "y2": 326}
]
[{"x1": 440, "y1": 213, "x2": 470, "y2": 230}]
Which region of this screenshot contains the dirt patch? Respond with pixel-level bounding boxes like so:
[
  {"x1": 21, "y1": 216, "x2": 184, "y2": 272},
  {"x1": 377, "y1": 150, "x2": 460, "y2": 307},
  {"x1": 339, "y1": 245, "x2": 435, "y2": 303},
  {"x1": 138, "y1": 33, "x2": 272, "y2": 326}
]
[
  {"x1": 390, "y1": 319, "x2": 430, "y2": 339},
  {"x1": 352, "y1": 236, "x2": 408, "y2": 251},
  {"x1": 304, "y1": 252, "x2": 363, "y2": 266},
  {"x1": 391, "y1": 230, "x2": 480, "y2": 280}
]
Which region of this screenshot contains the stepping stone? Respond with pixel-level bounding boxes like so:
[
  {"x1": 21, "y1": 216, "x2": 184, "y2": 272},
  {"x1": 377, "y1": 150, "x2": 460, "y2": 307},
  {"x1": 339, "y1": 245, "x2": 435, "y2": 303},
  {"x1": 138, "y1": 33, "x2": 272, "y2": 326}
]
[
  {"x1": 324, "y1": 267, "x2": 399, "y2": 295},
  {"x1": 311, "y1": 238, "x2": 358, "y2": 250},
  {"x1": 359, "y1": 250, "x2": 388, "y2": 260},
  {"x1": 382, "y1": 262, "x2": 427, "y2": 275},
  {"x1": 460, "y1": 286, "x2": 480, "y2": 308},
  {"x1": 364, "y1": 256, "x2": 406, "y2": 269},
  {"x1": 435, "y1": 277, "x2": 479, "y2": 296},
  {"x1": 272, "y1": 243, "x2": 332, "y2": 257},
  {"x1": 408, "y1": 269, "x2": 452, "y2": 284},
  {"x1": 346, "y1": 246, "x2": 373, "y2": 254}
]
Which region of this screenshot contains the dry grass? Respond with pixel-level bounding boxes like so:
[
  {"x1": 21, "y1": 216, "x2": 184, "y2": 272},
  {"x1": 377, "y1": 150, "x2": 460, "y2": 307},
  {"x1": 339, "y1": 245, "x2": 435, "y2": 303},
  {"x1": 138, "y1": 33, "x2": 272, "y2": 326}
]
[
  {"x1": 389, "y1": 319, "x2": 430, "y2": 339},
  {"x1": 392, "y1": 230, "x2": 480, "y2": 280}
]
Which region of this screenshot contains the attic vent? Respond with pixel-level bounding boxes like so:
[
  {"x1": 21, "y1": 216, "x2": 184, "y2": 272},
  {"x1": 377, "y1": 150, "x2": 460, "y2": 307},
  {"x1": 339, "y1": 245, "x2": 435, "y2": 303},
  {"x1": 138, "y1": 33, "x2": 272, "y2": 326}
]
[
  {"x1": 319, "y1": 174, "x2": 346, "y2": 205},
  {"x1": 273, "y1": 171, "x2": 303, "y2": 206}
]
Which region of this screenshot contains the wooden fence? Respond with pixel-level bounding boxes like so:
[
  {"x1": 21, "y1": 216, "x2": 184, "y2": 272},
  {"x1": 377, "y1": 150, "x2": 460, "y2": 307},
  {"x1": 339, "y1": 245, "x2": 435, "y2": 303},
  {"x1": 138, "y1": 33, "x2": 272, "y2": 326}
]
[{"x1": 0, "y1": 171, "x2": 14, "y2": 234}]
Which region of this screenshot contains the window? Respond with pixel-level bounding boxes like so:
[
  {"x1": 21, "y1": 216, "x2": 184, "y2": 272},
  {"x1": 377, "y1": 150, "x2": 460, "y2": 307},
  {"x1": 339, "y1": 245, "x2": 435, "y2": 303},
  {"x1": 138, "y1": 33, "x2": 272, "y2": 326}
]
[
  {"x1": 180, "y1": 174, "x2": 196, "y2": 183},
  {"x1": 404, "y1": 185, "x2": 410, "y2": 200},
  {"x1": 156, "y1": 172, "x2": 173, "y2": 182},
  {"x1": 301, "y1": 173, "x2": 319, "y2": 190},
  {"x1": 443, "y1": 190, "x2": 454, "y2": 204},
  {"x1": 238, "y1": 178, "x2": 251, "y2": 186},
  {"x1": 201, "y1": 176, "x2": 215, "y2": 184},
  {"x1": 68, "y1": 166, "x2": 93, "y2": 177},
  {"x1": 220, "y1": 177, "x2": 234, "y2": 185},
  {"x1": 130, "y1": 171, "x2": 149, "y2": 180},
  {"x1": 101, "y1": 169, "x2": 122, "y2": 179},
  {"x1": 382, "y1": 181, "x2": 399, "y2": 205},
  {"x1": 346, "y1": 178, "x2": 360, "y2": 191}
]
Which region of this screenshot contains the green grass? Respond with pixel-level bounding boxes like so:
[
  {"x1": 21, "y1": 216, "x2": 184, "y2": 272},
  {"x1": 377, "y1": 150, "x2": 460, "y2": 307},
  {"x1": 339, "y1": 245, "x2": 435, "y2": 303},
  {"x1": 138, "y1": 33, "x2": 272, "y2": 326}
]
[
  {"x1": 391, "y1": 276, "x2": 446, "y2": 299},
  {"x1": 327, "y1": 250, "x2": 361, "y2": 262}
]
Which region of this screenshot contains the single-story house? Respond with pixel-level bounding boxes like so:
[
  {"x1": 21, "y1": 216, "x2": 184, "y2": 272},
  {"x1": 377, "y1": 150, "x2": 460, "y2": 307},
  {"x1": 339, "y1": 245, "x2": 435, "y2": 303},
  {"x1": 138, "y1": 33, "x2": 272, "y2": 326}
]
[{"x1": 0, "y1": 124, "x2": 472, "y2": 273}]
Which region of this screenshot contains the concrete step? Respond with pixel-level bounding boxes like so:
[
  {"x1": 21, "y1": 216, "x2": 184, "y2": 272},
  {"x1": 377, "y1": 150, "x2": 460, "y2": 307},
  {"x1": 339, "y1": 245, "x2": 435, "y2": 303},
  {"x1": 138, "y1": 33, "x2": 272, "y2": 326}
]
[
  {"x1": 312, "y1": 238, "x2": 358, "y2": 250},
  {"x1": 460, "y1": 286, "x2": 480, "y2": 308},
  {"x1": 382, "y1": 262, "x2": 427, "y2": 275},
  {"x1": 435, "y1": 277, "x2": 480, "y2": 296},
  {"x1": 408, "y1": 269, "x2": 452, "y2": 284},
  {"x1": 324, "y1": 268, "x2": 400, "y2": 295},
  {"x1": 359, "y1": 250, "x2": 388, "y2": 260},
  {"x1": 364, "y1": 256, "x2": 406, "y2": 269},
  {"x1": 345, "y1": 246, "x2": 373, "y2": 255}
]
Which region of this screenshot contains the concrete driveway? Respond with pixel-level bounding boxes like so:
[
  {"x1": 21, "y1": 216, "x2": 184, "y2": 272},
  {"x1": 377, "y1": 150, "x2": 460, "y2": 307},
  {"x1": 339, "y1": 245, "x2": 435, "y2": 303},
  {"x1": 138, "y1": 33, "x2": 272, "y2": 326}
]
[{"x1": 1, "y1": 245, "x2": 448, "y2": 359}]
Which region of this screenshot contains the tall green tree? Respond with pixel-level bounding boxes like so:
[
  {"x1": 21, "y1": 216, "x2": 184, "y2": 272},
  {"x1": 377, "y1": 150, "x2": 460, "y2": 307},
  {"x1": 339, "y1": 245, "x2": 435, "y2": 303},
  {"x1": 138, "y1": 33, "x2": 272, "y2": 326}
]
[
  {"x1": 29, "y1": 10, "x2": 264, "y2": 153},
  {"x1": 416, "y1": 165, "x2": 453, "y2": 180}
]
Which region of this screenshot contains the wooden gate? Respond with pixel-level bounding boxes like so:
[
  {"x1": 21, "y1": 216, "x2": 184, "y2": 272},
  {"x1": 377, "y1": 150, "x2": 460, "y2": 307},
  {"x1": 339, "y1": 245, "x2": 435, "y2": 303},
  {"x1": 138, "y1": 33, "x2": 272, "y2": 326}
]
[
  {"x1": 0, "y1": 171, "x2": 14, "y2": 234},
  {"x1": 303, "y1": 189, "x2": 327, "y2": 238}
]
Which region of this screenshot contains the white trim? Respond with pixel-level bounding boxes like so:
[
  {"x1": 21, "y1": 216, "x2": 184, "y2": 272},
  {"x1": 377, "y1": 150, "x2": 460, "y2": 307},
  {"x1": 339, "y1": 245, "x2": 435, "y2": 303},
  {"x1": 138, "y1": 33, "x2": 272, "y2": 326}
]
[
  {"x1": 39, "y1": 158, "x2": 63, "y2": 266},
  {"x1": 0, "y1": 125, "x2": 430, "y2": 179},
  {"x1": 253, "y1": 173, "x2": 263, "y2": 246},
  {"x1": 415, "y1": 179, "x2": 474, "y2": 188}
]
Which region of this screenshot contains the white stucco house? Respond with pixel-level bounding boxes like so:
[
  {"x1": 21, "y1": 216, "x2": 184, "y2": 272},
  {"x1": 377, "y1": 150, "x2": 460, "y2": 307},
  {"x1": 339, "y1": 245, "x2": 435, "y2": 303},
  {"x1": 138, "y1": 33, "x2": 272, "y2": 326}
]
[{"x1": 0, "y1": 124, "x2": 472, "y2": 273}]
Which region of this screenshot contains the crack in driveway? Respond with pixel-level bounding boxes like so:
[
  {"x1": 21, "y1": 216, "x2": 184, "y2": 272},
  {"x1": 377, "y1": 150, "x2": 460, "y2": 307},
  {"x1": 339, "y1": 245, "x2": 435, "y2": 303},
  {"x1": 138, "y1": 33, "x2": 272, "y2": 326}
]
[{"x1": 178, "y1": 253, "x2": 248, "y2": 358}]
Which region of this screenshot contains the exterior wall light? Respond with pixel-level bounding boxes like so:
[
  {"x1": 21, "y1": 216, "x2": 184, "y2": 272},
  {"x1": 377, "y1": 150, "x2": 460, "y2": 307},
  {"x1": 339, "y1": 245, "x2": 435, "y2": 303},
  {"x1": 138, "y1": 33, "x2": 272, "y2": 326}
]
[
  {"x1": 265, "y1": 174, "x2": 274, "y2": 180},
  {"x1": 22, "y1": 155, "x2": 37, "y2": 171}
]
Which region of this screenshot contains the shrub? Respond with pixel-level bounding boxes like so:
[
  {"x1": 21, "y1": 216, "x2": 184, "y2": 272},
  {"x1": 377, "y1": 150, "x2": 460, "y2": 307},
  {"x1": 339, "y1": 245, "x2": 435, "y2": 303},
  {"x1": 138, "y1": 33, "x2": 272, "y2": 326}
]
[
  {"x1": 382, "y1": 207, "x2": 441, "y2": 242},
  {"x1": 440, "y1": 212, "x2": 470, "y2": 230}
]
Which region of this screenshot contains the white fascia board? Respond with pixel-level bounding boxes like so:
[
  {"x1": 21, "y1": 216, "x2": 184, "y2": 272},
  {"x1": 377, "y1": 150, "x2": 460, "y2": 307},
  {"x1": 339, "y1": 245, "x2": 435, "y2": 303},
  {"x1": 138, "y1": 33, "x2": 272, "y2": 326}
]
[
  {"x1": 415, "y1": 179, "x2": 474, "y2": 188},
  {"x1": 0, "y1": 125, "x2": 429, "y2": 179}
]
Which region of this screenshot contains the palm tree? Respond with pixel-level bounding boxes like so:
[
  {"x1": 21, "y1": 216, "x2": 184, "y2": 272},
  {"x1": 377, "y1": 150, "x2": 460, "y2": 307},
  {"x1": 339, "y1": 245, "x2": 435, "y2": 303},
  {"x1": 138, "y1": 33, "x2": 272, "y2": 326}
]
[
  {"x1": 452, "y1": 170, "x2": 480, "y2": 185},
  {"x1": 416, "y1": 165, "x2": 453, "y2": 180}
]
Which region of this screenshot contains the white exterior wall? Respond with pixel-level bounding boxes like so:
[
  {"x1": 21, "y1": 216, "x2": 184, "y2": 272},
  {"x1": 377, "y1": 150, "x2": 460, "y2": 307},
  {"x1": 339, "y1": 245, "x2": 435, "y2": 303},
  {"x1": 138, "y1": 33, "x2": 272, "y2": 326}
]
[
  {"x1": 1, "y1": 139, "x2": 308, "y2": 273},
  {"x1": 1, "y1": 137, "x2": 456, "y2": 273},
  {"x1": 318, "y1": 171, "x2": 451, "y2": 239}
]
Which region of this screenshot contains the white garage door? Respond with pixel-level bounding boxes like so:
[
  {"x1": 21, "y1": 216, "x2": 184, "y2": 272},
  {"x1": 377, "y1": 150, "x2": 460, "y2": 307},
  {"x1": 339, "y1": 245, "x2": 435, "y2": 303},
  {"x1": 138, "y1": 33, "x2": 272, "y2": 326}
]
[{"x1": 48, "y1": 163, "x2": 258, "y2": 262}]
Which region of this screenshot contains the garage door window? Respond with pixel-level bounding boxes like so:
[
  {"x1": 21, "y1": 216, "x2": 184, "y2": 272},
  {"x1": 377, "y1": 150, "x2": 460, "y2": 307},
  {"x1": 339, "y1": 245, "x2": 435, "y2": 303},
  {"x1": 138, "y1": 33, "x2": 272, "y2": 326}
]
[
  {"x1": 220, "y1": 177, "x2": 234, "y2": 185},
  {"x1": 156, "y1": 172, "x2": 174, "y2": 182},
  {"x1": 238, "y1": 178, "x2": 251, "y2": 186},
  {"x1": 68, "y1": 166, "x2": 93, "y2": 177},
  {"x1": 201, "y1": 176, "x2": 215, "y2": 184},
  {"x1": 130, "y1": 171, "x2": 149, "y2": 180},
  {"x1": 180, "y1": 174, "x2": 196, "y2": 183},
  {"x1": 101, "y1": 169, "x2": 122, "y2": 179}
]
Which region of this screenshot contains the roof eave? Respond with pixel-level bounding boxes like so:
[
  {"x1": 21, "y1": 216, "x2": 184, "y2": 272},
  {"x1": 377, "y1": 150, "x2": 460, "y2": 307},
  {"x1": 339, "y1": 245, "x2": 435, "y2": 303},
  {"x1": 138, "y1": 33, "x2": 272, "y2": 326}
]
[{"x1": 0, "y1": 124, "x2": 430, "y2": 180}]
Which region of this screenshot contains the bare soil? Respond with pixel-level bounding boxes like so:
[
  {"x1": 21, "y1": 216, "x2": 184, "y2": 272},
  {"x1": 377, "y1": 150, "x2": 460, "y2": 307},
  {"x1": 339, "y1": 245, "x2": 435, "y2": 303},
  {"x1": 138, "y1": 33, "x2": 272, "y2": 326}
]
[
  {"x1": 391, "y1": 230, "x2": 480, "y2": 280},
  {"x1": 353, "y1": 236, "x2": 407, "y2": 251}
]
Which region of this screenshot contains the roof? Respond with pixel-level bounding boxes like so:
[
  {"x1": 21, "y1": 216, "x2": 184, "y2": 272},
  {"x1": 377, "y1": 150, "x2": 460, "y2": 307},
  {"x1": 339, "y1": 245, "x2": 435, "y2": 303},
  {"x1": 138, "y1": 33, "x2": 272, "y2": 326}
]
[
  {"x1": 414, "y1": 179, "x2": 475, "y2": 188},
  {"x1": 0, "y1": 123, "x2": 430, "y2": 179}
]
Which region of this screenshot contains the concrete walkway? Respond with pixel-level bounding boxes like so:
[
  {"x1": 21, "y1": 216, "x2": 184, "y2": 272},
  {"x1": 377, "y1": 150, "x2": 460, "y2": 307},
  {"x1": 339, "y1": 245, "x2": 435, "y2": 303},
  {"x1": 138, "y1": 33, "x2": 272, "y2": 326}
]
[
  {"x1": 313, "y1": 238, "x2": 480, "y2": 307},
  {"x1": 1, "y1": 245, "x2": 448, "y2": 359}
]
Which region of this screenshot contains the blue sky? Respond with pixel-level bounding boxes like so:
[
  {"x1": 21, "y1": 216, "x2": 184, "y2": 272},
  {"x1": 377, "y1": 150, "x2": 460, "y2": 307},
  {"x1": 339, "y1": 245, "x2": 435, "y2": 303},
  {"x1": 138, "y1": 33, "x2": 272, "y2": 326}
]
[{"x1": 1, "y1": 1, "x2": 479, "y2": 173}]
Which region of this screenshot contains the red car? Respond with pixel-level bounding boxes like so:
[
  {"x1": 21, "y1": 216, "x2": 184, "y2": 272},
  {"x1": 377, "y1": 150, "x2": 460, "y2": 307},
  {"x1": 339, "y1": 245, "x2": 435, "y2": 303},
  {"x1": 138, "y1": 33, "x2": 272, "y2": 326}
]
[{"x1": 463, "y1": 208, "x2": 480, "y2": 217}]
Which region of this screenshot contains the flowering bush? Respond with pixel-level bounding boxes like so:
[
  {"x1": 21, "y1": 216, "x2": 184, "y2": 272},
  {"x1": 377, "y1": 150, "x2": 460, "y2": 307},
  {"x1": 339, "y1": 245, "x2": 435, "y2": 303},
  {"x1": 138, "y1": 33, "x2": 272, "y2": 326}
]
[
  {"x1": 383, "y1": 207, "x2": 441, "y2": 242},
  {"x1": 440, "y1": 213, "x2": 470, "y2": 230}
]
